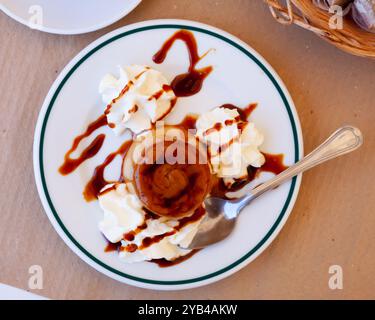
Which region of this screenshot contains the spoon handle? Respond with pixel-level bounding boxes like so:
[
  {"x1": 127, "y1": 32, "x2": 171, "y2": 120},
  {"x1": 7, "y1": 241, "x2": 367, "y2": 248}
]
[{"x1": 237, "y1": 126, "x2": 363, "y2": 211}]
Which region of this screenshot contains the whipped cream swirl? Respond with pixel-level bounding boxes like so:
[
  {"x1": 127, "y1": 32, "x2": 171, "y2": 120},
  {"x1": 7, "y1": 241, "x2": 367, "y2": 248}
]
[
  {"x1": 98, "y1": 183, "x2": 204, "y2": 263},
  {"x1": 196, "y1": 106, "x2": 265, "y2": 184},
  {"x1": 99, "y1": 65, "x2": 176, "y2": 135}
]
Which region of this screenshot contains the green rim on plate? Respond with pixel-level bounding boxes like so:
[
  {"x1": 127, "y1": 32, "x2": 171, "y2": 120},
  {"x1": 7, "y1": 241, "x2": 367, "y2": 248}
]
[{"x1": 38, "y1": 24, "x2": 300, "y2": 285}]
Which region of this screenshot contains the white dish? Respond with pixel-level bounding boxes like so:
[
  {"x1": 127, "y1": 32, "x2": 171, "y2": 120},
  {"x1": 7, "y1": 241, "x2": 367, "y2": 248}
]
[
  {"x1": 33, "y1": 19, "x2": 303, "y2": 290},
  {"x1": 0, "y1": 283, "x2": 47, "y2": 300},
  {"x1": 0, "y1": 0, "x2": 141, "y2": 35}
]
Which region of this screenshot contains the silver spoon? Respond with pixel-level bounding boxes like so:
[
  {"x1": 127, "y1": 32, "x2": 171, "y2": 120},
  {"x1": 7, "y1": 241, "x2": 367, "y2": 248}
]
[{"x1": 187, "y1": 126, "x2": 363, "y2": 249}]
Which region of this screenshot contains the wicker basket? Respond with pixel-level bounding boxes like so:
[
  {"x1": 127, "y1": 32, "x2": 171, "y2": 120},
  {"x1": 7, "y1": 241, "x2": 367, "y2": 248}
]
[{"x1": 265, "y1": 0, "x2": 375, "y2": 58}]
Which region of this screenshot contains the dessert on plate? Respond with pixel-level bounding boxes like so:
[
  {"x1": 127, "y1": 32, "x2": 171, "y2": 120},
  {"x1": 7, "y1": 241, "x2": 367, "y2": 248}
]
[
  {"x1": 94, "y1": 64, "x2": 266, "y2": 263},
  {"x1": 58, "y1": 30, "x2": 287, "y2": 266}
]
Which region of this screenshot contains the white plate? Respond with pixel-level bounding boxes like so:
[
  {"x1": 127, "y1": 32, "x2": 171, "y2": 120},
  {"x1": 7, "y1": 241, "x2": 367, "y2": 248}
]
[
  {"x1": 0, "y1": 0, "x2": 141, "y2": 35},
  {"x1": 33, "y1": 19, "x2": 303, "y2": 290},
  {"x1": 0, "y1": 283, "x2": 47, "y2": 300}
]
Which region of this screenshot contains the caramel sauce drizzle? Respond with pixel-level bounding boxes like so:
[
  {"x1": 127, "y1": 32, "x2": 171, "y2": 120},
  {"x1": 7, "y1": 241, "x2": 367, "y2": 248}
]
[
  {"x1": 59, "y1": 114, "x2": 108, "y2": 175},
  {"x1": 139, "y1": 231, "x2": 177, "y2": 250},
  {"x1": 177, "y1": 114, "x2": 199, "y2": 131},
  {"x1": 211, "y1": 152, "x2": 289, "y2": 198},
  {"x1": 221, "y1": 103, "x2": 258, "y2": 121},
  {"x1": 203, "y1": 122, "x2": 223, "y2": 136},
  {"x1": 148, "y1": 90, "x2": 164, "y2": 101},
  {"x1": 83, "y1": 140, "x2": 133, "y2": 202},
  {"x1": 104, "y1": 80, "x2": 134, "y2": 116},
  {"x1": 261, "y1": 152, "x2": 288, "y2": 175},
  {"x1": 104, "y1": 242, "x2": 121, "y2": 253},
  {"x1": 123, "y1": 222, "x2": 148, "y2": 242},
  {"x1": 153, "y1": 30, "x2": 213, "y2": 97},
  {"x1": 153, "y1": 97, "x2": 177, "y2": 122},
  {"x1": 150, "y1": 249, "x2": 200, "y2": 268},
  {"x1": 174, "y1": 205, "x2": 206, "y2": 231}
]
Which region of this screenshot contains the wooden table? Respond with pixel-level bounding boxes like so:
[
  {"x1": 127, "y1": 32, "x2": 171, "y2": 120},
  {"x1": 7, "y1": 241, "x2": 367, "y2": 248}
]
[{"x1": 1, "y1": 0, "x2": 374, "y2": 300}]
